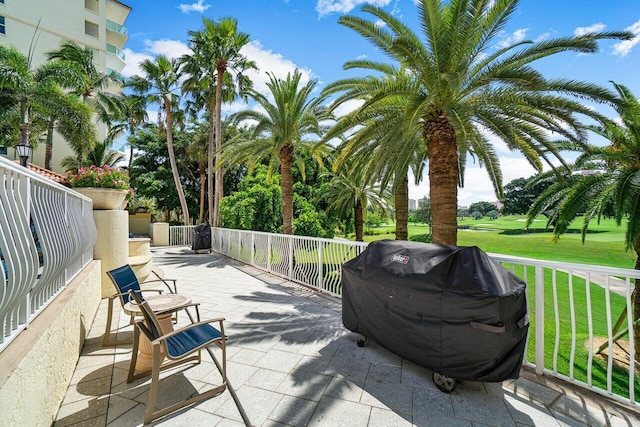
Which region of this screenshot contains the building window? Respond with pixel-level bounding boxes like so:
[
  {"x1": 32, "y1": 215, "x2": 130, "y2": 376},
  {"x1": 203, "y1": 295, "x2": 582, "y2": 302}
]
[
  {"x1": 84, "y1": 20, "x2": 98, "y2": 38},
  {"x1": 0, "y1": 16, "x2": 5, "y2": 35},
  {"x1": 84, "y1": 0, "x2": 98, "y2": 13}
]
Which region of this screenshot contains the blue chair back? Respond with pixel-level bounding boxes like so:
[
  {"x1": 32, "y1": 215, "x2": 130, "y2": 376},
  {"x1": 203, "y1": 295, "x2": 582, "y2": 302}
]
[
  {"x1": 107, "y1": 265, "x2": 142, "y2": 305},
  {"x1": 128, "y1": 289, "x2": 162, "y2": 341}
]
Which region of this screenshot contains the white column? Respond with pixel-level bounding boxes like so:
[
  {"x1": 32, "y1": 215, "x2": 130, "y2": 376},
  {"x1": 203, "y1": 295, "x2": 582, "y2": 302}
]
[{"x1": 93, "y1": 210, "x2": 129, "y2": 298}]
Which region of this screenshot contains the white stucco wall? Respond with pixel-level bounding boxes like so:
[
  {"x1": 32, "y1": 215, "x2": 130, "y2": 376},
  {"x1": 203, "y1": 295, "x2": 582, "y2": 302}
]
[{"x1": 0, "y1": 261, "x2": 102, "y2": 427}]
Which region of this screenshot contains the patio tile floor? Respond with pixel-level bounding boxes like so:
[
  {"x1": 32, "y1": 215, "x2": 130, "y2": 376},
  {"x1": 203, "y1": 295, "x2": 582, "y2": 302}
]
[{"x1": 53, "y1": 247, "x2": 640, "y2": 426}]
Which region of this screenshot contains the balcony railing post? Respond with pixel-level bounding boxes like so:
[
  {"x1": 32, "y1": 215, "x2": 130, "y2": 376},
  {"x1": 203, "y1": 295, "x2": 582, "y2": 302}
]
[
  {"x1": 318, "y1": 241, "x2": 323, "y2": 290},
  {"x1": 267, "y1": 234, "x2": 272, "y2": 273},
  {"x1": 288, "y1": 235, "x2": 293, "y2": 280},
  {"x1": 251, "y1": 233, "x2": 255, "y2": 266},
  {"x1": 535, "y1": 265, "x2": 544, "y2": 374}
]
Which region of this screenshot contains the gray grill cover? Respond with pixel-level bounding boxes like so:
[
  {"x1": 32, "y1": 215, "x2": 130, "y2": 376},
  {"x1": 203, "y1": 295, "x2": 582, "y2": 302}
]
[{"x1": 342, "y1": 240, "x2": 529, "y2": 382}]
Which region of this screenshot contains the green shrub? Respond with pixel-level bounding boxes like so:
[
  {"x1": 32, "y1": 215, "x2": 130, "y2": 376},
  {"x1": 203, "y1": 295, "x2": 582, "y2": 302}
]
[{"x1": 409, "y1": 233, "x2": 432, "y2": 243}]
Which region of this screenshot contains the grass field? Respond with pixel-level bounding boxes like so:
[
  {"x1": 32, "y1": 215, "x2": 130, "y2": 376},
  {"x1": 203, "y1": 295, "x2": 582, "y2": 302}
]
[{"x1": 362, "y1": 216, "x2": 636, "y2": 269}]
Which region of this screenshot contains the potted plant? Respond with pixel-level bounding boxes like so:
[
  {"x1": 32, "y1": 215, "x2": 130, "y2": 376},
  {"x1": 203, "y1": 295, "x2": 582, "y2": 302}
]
[
  {"x1": 68, "y1": 165, "x2": 132, "y2": 210},
  {"x1": 128, "y1": 196, "x2": 157, "y2": 215}
]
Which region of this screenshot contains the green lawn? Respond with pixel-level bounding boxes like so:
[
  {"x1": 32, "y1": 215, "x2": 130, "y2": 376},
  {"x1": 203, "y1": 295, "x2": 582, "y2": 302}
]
[{"x1": 363, "y1": 216, "x2": 636, "y2": 269}]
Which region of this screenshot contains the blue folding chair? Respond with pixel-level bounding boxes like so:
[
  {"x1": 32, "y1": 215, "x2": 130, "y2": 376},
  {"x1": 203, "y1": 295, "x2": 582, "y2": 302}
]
[
  {"x1": 126, "y1": 290, "x2": 227, "y2": 424},
  {"x1": 103, "y1": 264, "x2": 179, "y2": 346}
]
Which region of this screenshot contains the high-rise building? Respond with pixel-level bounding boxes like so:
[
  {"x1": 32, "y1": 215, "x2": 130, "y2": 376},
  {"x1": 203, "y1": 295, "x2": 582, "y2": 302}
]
[{"x1": 0, "y1": 0, "x2": 131, "y2": 173}]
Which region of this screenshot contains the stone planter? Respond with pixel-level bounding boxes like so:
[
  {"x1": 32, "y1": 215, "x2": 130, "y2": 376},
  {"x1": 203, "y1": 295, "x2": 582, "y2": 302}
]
[{"x1": 74, "y1": 187, "x2": 128, "y2": 210}]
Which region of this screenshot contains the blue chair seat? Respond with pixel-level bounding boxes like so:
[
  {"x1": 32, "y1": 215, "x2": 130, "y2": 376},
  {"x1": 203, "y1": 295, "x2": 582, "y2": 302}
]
[{"x1": 165, "y1": 323, "x2": 222, "y2": 359}]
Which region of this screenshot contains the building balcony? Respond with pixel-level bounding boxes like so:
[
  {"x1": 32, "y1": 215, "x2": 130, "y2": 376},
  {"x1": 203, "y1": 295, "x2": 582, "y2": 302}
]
[
  {"x1": 106, "y1": 43, "x2": 125, "y2": 72},
  {"x1": 106, "y1": 19, "x2": 127, "y2": 35},
  {"x1": 106, "y1": 19, "x2": 128, "y2": 47},
  {"x1": 106, "y1": 43, "x2": 125, "y2": 61}
]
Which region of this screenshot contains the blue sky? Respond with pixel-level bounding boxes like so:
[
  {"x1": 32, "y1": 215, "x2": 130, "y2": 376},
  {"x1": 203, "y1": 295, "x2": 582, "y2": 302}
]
[{"x1": 120, "y1": 0, "x2": 640, "y2": 206}]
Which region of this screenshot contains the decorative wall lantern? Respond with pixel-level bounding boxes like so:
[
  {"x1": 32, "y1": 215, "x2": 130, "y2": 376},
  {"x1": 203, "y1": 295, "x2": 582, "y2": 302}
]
[{"x1": 16, "y1": 142, "x2": 32, "y2": 167}]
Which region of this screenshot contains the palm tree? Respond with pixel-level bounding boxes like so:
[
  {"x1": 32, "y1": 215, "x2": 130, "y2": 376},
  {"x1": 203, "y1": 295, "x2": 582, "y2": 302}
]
[
  {"x1": 104, "y1": 90, "x2": 149, "y2": 170},
  {"x1": 184, "y1": 17, "x2": 254, "y2": 227},
  {"x1": 337, "y1": 0, "x2": 631, "y2": 245},
  {"x1": 46, "y1": 41, "x2": 120, "y2": 170},
  {"x1": 185, "y1": 118, "x2": 209, "y2": 223},
  {"x1": 46, "y1": 41, "x2": 116, "y2": 103},
  {"x1": 323, "y1": 159, "x2": 390, "y2": 241},
  {"x1": 130, "y1": 55, "x2": 190, "y2": 226},
  {"x1": 227, "y1": 70, "x2": 329, "y2": 234},
  {"x1": 61, "y1": 139, "x2": 125, "y2": 173},
  {"x1": 0, "y1": 44, "x2": 92, "y2": 166},
  {"x1": 323, "y1": 64, "x2": 433, "y2": 240},
  {"x1": 526, "y1": 82, "x2": 640, "y2": 357}
]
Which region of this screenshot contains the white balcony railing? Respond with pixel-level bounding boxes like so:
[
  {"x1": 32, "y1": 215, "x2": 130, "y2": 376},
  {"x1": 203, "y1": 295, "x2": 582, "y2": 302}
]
[
  {"x1": 170, "y1": 225, "x2": 640, "y2": 407},
  {"x1": 106, "y1": 43, "x2": 125, "y2": 61},
  {"x1": 106, "y1": 19, "x2": 128, "y2": 35},
  {"x1": 0, "y1": 157, "x2": 97, "y2": 352}
]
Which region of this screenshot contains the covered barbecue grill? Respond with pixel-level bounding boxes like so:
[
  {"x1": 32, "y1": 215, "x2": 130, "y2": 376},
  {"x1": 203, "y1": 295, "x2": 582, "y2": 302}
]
[
  {"x1": 191, "y1": 223, "x2": 211, "y2": 253},
  {"x1": 341, "y1": 240, "x2": 529, "y2": 391}
]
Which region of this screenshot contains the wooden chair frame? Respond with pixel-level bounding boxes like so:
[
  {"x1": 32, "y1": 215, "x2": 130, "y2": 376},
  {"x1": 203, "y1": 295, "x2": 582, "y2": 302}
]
[{"x1": 126, "y1": 290, "x2": 227, "y2": 424}]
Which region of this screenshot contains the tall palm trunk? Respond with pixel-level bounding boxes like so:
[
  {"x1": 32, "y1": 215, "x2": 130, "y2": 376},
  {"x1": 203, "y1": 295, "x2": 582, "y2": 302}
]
[
  {"x1": 279, "y1": 144, "x2": 294, "y2": 235},
  {"x1": 207, "y1": 99, "x2": 216, "y2": 225},
  {"x1": 164, "y1": 102, "x2": 190, "y2": 226},
  {"x1": 212, "y1": 66, "x2": 225, "y2": 227},
  {"x1": 425, "y1": 114, "x2": 458, "y2": 245},
  {"x1": 395, "y1": 174, "x2": 409, "y2": 240},
  {"x1": 354, "y1": 199, "x2": 364, "y2": 242},
  {"x1": 45, "y1": 117, "x2": 55, "y2": 170},
  {"x1": 127, "y1": 118, "x2": 136, "y2": 170}
]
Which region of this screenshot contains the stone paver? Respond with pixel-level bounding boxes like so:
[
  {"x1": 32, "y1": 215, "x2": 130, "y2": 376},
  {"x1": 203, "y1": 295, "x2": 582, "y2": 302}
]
[{"x1": 53, "y1": 247, "x2": 640, "y2": 426}]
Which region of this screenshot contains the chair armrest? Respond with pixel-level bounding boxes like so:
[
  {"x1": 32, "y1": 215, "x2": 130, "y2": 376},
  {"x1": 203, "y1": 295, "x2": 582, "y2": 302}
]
[
  {"x1": 145, "y1": 270, "x2": 178, "y2": 293},
  {"x1": 151, "y1": 317, "x2": 226, "y2": 344},
  {"x1": 111, "y1": 289, "x2": 163, "y2": 299},
  {"x1": 155, "y1": 302, "x2": 201, "y2": 317}
]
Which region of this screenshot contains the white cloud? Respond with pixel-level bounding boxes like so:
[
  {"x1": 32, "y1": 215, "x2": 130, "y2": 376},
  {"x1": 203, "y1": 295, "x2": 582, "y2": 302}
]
[
  {"x1": 498, "y1": 28, "x2": 528, "y2": 48},
  {"x1": 121, "y1": 40, "x2": 191, "y2": 77},
  {"x1": 612, "y1": 19, "x2": 640, "y2": 57},
  {"x1": 179, "y1": 0, "x2": 210, "y2": 14},
  {"x1": 144, "y1": 39, "x2": 192, "y2": 58},
  {"x1": 374, "y1": 19, "x2": 387, "y2": 29},
  {"x1": 240, "y1": 40, "x2": 316, "y2": 97},
  {"x1": 332, "y1": 99, "x2": 365, "y2": 118},
  {"x1": 356, "y1": 54, "x2": 368, "y2": 60},
  {"x1": 221, "y1": 100, "x2": 249, "y2": 116},
  {"x1": 534, "y1": 32, "x2": 552, "y2": 43},
  {"x1": 316, "y1": 0, "x2": 392, "y2": 17},
  {"x1": 574, "y1": 22, "x2": 606, "y2": 37},
  {"x1": 121, "y1": 49, "x2": 153, "y2": 78}
]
